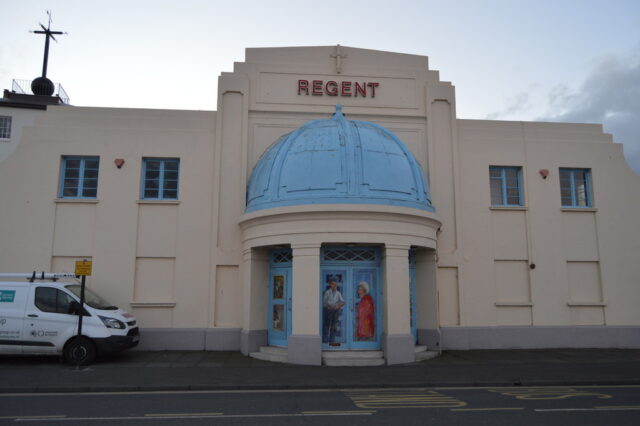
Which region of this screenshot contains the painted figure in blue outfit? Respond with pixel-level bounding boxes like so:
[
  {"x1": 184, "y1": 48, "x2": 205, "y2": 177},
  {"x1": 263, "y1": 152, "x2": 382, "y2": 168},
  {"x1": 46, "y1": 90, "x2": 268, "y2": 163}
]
[{"x1": 323, "y1": 279, "x2": 345, "y2": 345}]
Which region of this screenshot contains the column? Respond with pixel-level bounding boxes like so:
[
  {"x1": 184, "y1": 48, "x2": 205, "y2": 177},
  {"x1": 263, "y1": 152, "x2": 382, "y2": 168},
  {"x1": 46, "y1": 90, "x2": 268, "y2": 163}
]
[
  {"x1": 383, "y1": 244, "x2": 414, "y2": 364},
  {"x1": 239, "y1": 247, "x2": 269, "y2": 355},
  {"x1": 288, "y1": 243, "x2": 321, "y2": 365}
]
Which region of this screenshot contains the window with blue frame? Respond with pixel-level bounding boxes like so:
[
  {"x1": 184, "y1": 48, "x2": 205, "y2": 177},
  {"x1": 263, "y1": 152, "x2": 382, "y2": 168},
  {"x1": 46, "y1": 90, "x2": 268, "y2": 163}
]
[
  {"x1": 141, "y1": 158, "x2": 179, "y2": 200},
  {"x1": 0, "y1": 116, "x2": 12, "y2": 139},
  {"x1": 560, "y1": 168, "x2": 592, "y2": 207},
  {"x1": 59, "y1": 156, "x2": 99, "y2": 198},
  {"x1": 489, "y1": 166, "x2": 523, "y2": 206}
]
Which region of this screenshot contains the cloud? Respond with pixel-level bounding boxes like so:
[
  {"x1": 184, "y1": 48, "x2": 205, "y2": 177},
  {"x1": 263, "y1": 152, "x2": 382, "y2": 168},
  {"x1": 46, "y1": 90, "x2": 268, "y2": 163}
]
[
  {"x1": 486, "y1": 92, "x2": 531, "y2": 120},
  {"x1": 539, "y1": 46, "x2": 640, "y2": 175}
]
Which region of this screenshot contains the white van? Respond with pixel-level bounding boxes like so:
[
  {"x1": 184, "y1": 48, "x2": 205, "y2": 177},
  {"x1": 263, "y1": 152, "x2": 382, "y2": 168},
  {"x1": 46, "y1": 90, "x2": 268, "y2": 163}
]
[{"x1": 0, "y1": 272, "x2": 139, "y2": 365}]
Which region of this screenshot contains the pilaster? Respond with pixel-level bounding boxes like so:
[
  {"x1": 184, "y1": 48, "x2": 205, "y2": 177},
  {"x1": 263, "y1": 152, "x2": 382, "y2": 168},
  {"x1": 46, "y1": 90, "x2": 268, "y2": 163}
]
[{"x1": 383, "y1": 244, "x2": 414, "y2": 364}]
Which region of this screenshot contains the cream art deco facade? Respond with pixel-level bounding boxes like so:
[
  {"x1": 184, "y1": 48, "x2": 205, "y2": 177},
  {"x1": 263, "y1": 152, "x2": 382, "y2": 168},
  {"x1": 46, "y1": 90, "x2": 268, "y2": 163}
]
[{"x1": 1, "y1": 46, "x2": 639, "y2": 365}]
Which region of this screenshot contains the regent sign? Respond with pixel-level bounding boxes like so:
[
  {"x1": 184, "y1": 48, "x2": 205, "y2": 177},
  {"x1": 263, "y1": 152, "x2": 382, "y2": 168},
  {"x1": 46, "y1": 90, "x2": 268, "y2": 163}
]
[{"x1": 298, "y1": 80, "x2": 380, "y2": 97}]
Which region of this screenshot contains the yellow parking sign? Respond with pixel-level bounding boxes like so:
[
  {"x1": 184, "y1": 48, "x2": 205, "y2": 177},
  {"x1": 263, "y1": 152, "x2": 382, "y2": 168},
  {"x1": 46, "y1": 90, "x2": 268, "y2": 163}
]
[{"x1": 75, "y1": 260, "x2": 92, "y2": 276}]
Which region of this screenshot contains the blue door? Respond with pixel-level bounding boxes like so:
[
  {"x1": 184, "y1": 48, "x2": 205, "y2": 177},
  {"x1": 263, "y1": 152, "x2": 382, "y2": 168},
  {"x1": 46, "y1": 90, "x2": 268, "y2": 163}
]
[
  {"x1": 268, "y1": 250, "x2": 292, "y2": 347},
  {"x1": 320, "y1": 247, "x2": 381, "y2": 350}
]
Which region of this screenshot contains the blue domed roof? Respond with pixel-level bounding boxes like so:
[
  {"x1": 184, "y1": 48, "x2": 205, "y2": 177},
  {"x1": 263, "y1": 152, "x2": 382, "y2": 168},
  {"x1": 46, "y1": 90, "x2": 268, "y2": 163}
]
[{"x1": 246, "y1": 105, "x2": 434, "y2": 213}]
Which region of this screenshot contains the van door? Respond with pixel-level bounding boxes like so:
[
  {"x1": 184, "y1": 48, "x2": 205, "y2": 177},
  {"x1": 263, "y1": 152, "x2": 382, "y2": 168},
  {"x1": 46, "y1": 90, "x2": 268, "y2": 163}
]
[
  {"x1": 22, "y1": 286, "x2": 79, "y2": 354},
  {"x1": 0, "y1": 286, "x2": 26, "y2": 354}
]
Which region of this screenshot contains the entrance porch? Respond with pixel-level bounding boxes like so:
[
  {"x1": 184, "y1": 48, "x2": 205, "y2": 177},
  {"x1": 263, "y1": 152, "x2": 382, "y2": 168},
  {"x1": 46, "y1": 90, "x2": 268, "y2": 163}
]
[{"x1": 238, "y1": 205, "x2": 441, "y2": 366}]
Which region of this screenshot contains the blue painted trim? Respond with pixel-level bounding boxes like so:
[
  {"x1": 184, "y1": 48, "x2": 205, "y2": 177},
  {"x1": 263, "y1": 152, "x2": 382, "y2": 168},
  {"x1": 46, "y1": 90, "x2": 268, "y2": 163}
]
[
  {"x1": 268, "y1": 249, "x2": 293, "y2": 347},
  {"x1": 141, "y1": 158, "x2": 180, "y2": 200},
  {"x1": 489, "y1": 166, "x2": 523, "y2": 207},
  {"x1": 320, "y1": 246, "x2": 382, "y2": 351},
  {"x1": 560, "y1": 168, "x2": 592, "y2": 208},
  {"x1": 58, "y1": 156, "x2": 100, "y2": 199}
]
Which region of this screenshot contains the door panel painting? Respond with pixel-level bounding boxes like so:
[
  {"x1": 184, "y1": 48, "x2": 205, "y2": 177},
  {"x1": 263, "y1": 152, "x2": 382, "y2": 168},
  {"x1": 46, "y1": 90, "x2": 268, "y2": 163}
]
[
  {"x1": 320, "y1": 247, "x2": 381, "y2": 351},
  {"x1": 268, "y1": 268, "x2": 291, "y2": 347},
  {"x1": 354, "y1": 269, "x2": 376, "y2": 342},
  {"x1": 322, "y1": 271, "x2": 346, "y2": 346}
]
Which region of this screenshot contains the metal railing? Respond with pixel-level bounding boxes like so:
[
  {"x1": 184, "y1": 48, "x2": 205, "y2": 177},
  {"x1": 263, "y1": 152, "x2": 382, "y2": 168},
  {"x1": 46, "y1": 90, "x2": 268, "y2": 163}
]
[{"x1": 11, "y1": 78, "x2": 70, "y2": 104}]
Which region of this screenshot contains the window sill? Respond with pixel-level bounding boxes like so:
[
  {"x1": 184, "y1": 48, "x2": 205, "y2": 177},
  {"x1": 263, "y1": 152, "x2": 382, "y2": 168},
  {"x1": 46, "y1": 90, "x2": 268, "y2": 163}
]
[
  {"x1": 561, "y1": 207, "x2": 597, "y2": 212},
  {"x1": 567, "y1": 301, "x2": 606, "y2": 307},
  {"x1": 55, "y1": 198, "x2": 99, "y2": 204},
  {"x1": 137, "y1": 200, "x2": 180, "y2": 205},
  {"x1": 495, "y1": 302, "x2": 533, "y2": 307},
  {"x1": 130, "y1": 302, "x2": 176, "y2": 308},
  {"x1": 489, "y1": 206, "x2": 527, "y2": 211}
]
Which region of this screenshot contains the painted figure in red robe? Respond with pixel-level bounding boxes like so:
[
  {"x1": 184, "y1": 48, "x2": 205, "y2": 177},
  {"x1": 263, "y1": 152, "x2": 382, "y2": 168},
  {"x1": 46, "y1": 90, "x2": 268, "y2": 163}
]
[{"x1": 356, "y1": 281, "x2": 375, "y2": 340}]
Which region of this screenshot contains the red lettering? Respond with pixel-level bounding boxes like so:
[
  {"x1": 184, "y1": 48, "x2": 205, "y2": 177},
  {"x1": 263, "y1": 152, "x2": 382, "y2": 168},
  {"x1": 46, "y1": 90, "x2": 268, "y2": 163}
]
[
  {"x1": 325, "y1": 81, "x2": 338, "y2": 96},
  {"x1": 312, "y1": 80, "x2": 323, "y2": 96},
  {"x1": 297, "y1": 80, "x2": 309, "y2": 95},
  {"x1": 297, "y1": 80, "x2": 380, "y2": 97},
  {"x1": 367, "y1": 82, "x2": 379, "y2": 98},
  {"x1": 341, "y1": 81, "x2": 352, "y2": 97}
]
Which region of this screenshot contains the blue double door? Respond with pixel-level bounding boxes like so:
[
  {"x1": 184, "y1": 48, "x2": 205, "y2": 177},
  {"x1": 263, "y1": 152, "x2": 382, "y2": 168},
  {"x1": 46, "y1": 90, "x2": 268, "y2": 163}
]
[{"x1": 320, "y1": 266, "x2": 381, "y2": 350}]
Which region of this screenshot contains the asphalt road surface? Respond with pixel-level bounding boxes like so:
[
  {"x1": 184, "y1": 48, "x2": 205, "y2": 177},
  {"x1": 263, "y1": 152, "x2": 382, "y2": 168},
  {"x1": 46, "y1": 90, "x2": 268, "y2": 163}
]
[{"x1": 1, "y1": 385, "x2": 639, "y2": 425}]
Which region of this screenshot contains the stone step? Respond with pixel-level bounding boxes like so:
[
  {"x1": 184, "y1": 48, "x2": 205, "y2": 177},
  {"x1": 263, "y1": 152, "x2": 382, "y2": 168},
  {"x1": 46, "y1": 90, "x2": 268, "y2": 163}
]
[
  {"x1": 250, "y1": 349, "x2": 288, "y2": 364},
  {"x1": 414, "y1": 345, "x2": 428, "y2": 353},
  {"x1": 415, "y1": 350, "x2": 439, "y2": 362},
  {"x1": 323, "y1": 357, "x2": 386, "y2": 367},
  {"x1": 322, "y1": 350, "x2": 383, "y2": 359},
  {"x1": 259, "y1": 346, "x2": 288, "y2": 356}
]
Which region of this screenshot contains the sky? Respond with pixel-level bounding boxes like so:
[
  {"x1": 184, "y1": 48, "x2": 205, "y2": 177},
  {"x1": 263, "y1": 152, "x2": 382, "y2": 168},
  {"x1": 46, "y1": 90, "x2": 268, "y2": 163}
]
[{"x1": 1, "y1": 0, "x2": 639, "y2": 174}]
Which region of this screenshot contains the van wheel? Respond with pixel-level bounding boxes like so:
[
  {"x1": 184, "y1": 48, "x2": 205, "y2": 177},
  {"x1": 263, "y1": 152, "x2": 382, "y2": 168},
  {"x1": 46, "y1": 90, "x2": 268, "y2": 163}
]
[{"x1": 63, "y1": 338, "x2": 96, "y2": 366}]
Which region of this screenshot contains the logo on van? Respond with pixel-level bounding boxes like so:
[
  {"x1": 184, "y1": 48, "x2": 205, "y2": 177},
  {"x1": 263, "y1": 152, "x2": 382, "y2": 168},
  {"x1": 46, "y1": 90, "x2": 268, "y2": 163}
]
[{"x1": 0, "y1": 290, "x2": 15, "y2": 302}]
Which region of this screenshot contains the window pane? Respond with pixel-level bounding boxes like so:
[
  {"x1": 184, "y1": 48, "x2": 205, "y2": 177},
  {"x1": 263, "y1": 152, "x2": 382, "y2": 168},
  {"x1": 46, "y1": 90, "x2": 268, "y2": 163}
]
[
  {"x1": 35, "y1": 287, "x2": 57, "y2": 312},
  {"x1": 82, "y1": 187, "x2": 97, "y2": 198},
  {"x1": 83, "y1": 178, "x2": 97, "y2": 188},
  {"x1": 164, "y1": 161, "x2": 179, "y2": 171},
  {"x1": 84, "y1": 169, "x2": 99, "y2": 179},
  {"x1": 490, "y1": 178, "x2": 503, "y2": 205},
  {"x1": 144, "y1": 189, "x2": 158, "y2": 198},
  {"x1": 65, "y1": 168, "x2": 80, "y2": 179},
  {"x1": 145, "y1": 161, "x2": 160, "y2": 170},
  {"x1": 164, "y1": 171, "x2": 178, "y2": 181},
  {"x1": 56, "y1": 290, "x2": 76, "y2": 314},
  {"x1": 84, "y1": 160, "x2": 99, "y2": 169},
  {"x1": 145, "y1": 169, "x2": 160, "y2": 179},
  {"x1": 145, "y1": 179, "x2": 158, "y2": 190},
  {"x1": 505, "y1": 169, "x2": 518, "y2": 187},
  {"x1": 163, "y1": 179, "x2": 177, "y2": 190},
  {"x1": 63, "y1": 187, "x2": 78, "y2": 197},
  {"x1": 506, "y1": 188, "x2": 520, "y2": 204},
  {"x1": 489, "y1": 168, "x2": 501, "y2": 178},
  {"x1": 65, "y1": 159, "x2": 80, "y2": 169},
  {"x1": 163, "y1": 189, "x2": 177, "y2": 199}
]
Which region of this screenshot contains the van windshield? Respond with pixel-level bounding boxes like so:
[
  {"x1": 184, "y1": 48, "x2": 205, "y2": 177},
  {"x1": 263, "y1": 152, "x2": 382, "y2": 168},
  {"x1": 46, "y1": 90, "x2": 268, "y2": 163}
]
[{"x1": 65, "y1": 285, "x2": 118, "y2": 310}]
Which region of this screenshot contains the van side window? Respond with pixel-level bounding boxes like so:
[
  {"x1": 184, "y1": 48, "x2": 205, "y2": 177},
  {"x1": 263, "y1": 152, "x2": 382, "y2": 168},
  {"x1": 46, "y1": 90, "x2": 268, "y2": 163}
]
[{"x1": 35, "y1": 287, "x2": 76, "y2": 314}]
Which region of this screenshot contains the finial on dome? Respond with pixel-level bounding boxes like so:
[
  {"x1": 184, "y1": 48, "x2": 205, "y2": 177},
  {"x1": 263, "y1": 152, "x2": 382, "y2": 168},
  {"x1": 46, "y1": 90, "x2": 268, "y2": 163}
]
[{"x1": 333, "y1": 104, "x2": 344, "y2": 119}]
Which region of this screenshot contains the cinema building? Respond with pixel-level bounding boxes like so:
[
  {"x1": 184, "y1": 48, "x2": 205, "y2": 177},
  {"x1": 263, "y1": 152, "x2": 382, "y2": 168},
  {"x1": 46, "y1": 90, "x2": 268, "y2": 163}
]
[{"x1": 1, "y1": 46, "x2": 639, "y2": 365}]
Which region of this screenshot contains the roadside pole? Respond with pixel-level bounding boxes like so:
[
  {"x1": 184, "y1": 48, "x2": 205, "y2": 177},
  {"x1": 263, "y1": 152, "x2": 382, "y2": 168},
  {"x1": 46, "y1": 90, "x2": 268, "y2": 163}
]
[{"x1": 74, "y1": 259, "x2": 92, "y2": 369}]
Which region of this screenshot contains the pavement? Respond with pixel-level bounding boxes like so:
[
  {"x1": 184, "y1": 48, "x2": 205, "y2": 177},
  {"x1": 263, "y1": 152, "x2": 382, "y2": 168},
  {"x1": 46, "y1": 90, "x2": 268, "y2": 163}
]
[{"x1": 2, "y1": 349, "x2": 640, "y2": 393}]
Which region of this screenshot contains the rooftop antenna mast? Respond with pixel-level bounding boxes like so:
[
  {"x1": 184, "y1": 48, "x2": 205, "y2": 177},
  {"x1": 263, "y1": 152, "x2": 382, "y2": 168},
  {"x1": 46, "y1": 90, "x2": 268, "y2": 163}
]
[{"x1": 29, "y1": 11, "x2": 66, "y2": 96}]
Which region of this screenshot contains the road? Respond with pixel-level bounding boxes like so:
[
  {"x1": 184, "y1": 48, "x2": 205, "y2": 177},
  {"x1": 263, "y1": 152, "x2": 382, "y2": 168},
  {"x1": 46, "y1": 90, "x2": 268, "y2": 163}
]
[{"x1": 1, "y1": 385, "x2": 639, "y2": 425}]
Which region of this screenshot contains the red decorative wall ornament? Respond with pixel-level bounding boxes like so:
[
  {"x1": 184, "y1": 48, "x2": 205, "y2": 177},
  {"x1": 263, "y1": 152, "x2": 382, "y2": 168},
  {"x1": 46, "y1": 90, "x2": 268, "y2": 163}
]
[
  {"x1": 539, "y1": 169, "x2": 549, "y2": 179},
  {"x1": 114, "y1": 158, "x2": 125, "y2": 169}
]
